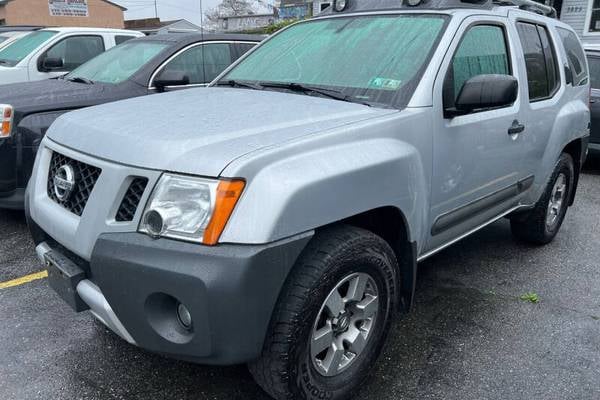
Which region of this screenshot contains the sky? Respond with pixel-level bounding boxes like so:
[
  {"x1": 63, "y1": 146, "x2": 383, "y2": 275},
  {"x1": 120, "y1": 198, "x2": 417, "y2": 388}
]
[{"x1": 113, "y1": 0, "x2": 273, "y2": 27}]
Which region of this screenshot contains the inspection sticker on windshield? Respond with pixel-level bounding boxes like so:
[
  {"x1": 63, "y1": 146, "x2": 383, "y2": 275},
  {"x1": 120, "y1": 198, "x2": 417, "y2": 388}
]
[{"x1": 368, "y1": 77, "x2": 402, "y2": 90}]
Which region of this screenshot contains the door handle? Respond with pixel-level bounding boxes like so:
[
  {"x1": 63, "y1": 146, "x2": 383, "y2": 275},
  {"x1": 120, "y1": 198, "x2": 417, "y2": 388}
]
[{"x1": 508, "y1": 120, "x2": 525, "y2": 135}]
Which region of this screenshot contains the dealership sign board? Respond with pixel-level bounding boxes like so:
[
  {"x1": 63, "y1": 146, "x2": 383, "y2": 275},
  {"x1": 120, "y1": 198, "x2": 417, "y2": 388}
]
[{"x1": 48, "y1": 0, "x2": 89, "y2": 17}]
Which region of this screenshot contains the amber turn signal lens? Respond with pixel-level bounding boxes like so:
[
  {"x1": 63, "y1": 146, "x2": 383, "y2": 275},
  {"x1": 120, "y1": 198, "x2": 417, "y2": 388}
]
[
  {"x1": 203, "y1": 180, "x2": 245, "y2": 245},
  {"x1": 0, "y1": 105, "x2": 13, "y2": 138}
]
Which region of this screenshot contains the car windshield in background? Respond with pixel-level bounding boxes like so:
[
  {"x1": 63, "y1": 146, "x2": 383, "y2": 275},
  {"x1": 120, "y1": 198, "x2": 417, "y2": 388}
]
[
  {"x1": 222, "y1": 14, "x2": 448, "y2": 107},
  {"x1": 65, "y1": 41, "x2": 168, "y2": 84},
  {"x1": 0, "y1": 31, "x2": 56, "y2": 67}
]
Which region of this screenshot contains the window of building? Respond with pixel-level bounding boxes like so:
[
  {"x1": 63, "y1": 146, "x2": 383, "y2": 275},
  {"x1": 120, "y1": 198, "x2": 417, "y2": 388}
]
[
  {"x1": 588, "y1": 0, "x2": 600, "y2": 33},
  {"x1": 516, "y1": 22, "x2": 559, "y2": 101},
  {"x1": 0, "y1": 19, "x2": 6, "y2": 26}
]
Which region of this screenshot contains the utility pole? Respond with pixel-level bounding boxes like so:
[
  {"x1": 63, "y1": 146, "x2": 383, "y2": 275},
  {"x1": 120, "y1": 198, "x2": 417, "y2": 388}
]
[{"x1": 154, "y1": 0, "x2": 158, "y2": 19}]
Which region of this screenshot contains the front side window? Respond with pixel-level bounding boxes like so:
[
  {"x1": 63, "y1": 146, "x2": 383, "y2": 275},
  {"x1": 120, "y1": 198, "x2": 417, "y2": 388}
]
[
  {"x1": 516, "y1": 22, "x2": 560, "y2": 101},
  {"x1": 65, "y1": 41, "x2": 167, "y2": 84},
  {"x1": 0, "y1": 30, "x2": 56, "y2": 67},
  {"x1": 445, "y1": 24, "x2": 510, "y2": 108},
  {"x1": 558, "y1": 27, "x2": 588, "y2": 86},
  {"x1": 161, "y1": 43, "x2": 232, "y2": 85},
  {"x1": 222, "y1": 15, "x2": 448, "y2": 107},
  {"x1": 43, "y1": 35, "x2": 105, "y2": 71}
]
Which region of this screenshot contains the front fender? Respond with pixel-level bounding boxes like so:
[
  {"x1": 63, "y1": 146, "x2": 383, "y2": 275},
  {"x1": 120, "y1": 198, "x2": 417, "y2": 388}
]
[{"x1": 220, "y1": 122, "x2": 431, "y2": 247}]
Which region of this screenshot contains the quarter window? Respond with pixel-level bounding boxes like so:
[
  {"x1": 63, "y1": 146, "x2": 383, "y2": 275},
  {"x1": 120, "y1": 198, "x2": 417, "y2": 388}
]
[
  {"x1": 161, "y1": 43, "x2": 232, "y2": 85},
  {"x1": 445, "y1": 24, "x2": 511, "y2": 109},
  {"x1": 558, "y1": 27, "x2": 589, "y2": 86},
  {"x1": 516, "y1": 22, "x2": 560, "y2": 101}
]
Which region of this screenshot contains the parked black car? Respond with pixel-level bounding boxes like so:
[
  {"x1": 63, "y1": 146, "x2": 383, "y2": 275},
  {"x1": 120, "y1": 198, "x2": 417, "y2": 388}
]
[
  {"x1": 0, "y1": 33, "x2": 263, "y2": 209},
  {"x1": 586, "y1": 47, "x2": 600, "y2": 154}
]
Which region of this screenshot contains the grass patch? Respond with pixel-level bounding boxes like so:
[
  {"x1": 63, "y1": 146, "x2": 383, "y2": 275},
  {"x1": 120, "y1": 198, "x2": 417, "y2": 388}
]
[{"x1": 520, "y1": 292, "x2": 540, "y2": 304}]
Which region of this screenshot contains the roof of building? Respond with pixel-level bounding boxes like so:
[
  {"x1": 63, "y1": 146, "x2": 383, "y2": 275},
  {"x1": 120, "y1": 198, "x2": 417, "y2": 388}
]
[
  {"x1": 124, "y1": 18, "x2": 202, "y2": 33},
  {"x1": 0, "y1": 0, "x2": 127, "y2": 10}
]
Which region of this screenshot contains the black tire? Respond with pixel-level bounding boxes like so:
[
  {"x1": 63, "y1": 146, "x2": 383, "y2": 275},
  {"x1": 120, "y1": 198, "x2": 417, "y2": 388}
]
[
  {"x1": 249, "y1": 225, "x2": 398, "y2": 400},
  {"x1": 511, "y1": 153, "x2": 575, "y2": 245}
]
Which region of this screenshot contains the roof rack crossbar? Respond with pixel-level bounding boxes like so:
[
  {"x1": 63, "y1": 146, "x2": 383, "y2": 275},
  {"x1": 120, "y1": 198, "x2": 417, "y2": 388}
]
[{"x1": 493, "y1": 0, "x2": 557, "y2": 18}]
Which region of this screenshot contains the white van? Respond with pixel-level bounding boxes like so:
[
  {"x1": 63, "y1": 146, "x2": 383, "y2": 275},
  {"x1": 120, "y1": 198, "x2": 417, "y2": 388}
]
[{"x1": 0, "y1": 27, "x2": 143, "y2": 84}]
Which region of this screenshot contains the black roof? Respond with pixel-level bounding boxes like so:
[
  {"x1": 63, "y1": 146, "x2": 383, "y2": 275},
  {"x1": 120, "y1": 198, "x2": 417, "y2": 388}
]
[{"x1": 138, "y1": 33, "x2": 266, "y2": 45}]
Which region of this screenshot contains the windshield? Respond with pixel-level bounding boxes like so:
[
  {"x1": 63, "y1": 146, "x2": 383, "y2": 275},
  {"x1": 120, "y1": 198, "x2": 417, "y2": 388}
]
[
  {"x1": 222, "y1": 14, "x2": 448, "y2": 107},
  {"x1": 65, "y1": 41, "x2": 167, "y2": 84},
  {"x1": 0, "y1": 31, "x2": 56, "y2": 67}
]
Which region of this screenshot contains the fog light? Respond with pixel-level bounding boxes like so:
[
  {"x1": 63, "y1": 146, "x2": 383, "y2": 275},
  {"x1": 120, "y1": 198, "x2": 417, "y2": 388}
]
[
  {"x1": 144, "y1": 210, "x2": 164, "y2": 237},
  {"x1": 177, "y1": 303, "x2": 193, "y2": 329}
]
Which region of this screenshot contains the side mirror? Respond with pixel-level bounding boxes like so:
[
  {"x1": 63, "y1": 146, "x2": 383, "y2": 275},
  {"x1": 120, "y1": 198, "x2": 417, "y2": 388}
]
[
  {"x1": 41, "y1": 57, "x2": 64, "y2": 71},
  {"x1": 447, "y1": 74, "x2": 518, "y2": 117},
  {"x1": 154, "y1": 70, "x2": 190, "y2": 92}
]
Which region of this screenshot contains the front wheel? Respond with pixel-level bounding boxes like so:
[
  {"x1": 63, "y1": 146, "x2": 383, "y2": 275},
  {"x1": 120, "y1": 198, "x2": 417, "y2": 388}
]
[
  {"x1": 249, "y1": 226, "x2": 398, "y2": 400},
  {"x1": 511, "y1": 153, "x2": 575, "y2": 245}
]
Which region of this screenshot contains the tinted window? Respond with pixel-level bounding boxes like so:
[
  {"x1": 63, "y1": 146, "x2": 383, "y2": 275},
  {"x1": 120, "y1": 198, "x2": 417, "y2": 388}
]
[
  {"x1": 558, "y1": 27, "x2": 588, "y2": 86},
  {"x1": 66, "y1": 41, "x2": 167, "y2": 84},
  {"x1": 224, "y1": 15, "x2": 448, "y2": 107},
  {"x1": 0, "y1": 30, "x2": 56, "y2": 67},
  {"x1": 44, "y1": 35, "x2": 105, "y2": 71},
  {"x1": 588, "y1": 56, "x2": 600, "y2": 89},
  {"x1": 161, "y1": 43, "x2": 232, "y2": 85},
  {"x1": 445, "y1": 25, "x2": 510, "y2": 107},
  {"x1": 516, "y1": 22, "x2": 559, "y2": 101},
  {"x1": 115, "y1": 35, "x2": 137, "y2": 45}
]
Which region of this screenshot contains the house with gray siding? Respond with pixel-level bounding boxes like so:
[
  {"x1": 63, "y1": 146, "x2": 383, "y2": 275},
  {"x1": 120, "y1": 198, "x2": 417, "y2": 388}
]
[{"x1": 561, "y1": 0, "x2": 600, "y2": 44}]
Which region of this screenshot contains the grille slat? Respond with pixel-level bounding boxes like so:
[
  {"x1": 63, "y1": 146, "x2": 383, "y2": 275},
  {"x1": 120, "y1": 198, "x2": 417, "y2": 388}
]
[
  {"x1": 47, "y1": 152, "x2": 101, "y2": 216},
  {"x1": 116, "y1": 178, "x2": 148, "y2": 222}
]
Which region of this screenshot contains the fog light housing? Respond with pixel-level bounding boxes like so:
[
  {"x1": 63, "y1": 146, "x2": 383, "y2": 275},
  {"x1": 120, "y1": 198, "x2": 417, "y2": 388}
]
[
  {"x1": 144, "y1": 210, "x2": 164, "y2": 237},
  {"x1": 177, "y1": 303, "x2": 193, "y2": 330}
]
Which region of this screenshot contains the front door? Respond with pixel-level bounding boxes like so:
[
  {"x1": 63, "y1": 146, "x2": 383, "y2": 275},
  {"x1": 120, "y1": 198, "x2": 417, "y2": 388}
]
[{"x1": 427, "y1": 17, "x2": 529, "y2": 252}]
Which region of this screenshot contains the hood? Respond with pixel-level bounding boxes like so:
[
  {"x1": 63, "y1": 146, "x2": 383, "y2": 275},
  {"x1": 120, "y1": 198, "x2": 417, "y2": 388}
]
[
  {"x1": 48, "y1": 87, "x2": 396, "y2": 177},
  {"x1": 0, "y1": 78, "x2": 121, "y2": 114},
  {"x1": 0, "y1": 64, "x2": 28, "y2": 86}
]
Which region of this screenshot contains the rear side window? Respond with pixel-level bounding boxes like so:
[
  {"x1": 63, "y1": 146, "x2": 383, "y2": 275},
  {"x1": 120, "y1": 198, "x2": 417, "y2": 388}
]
[
  {"x1": 516, "y1": 22, "x2": 560, "y2": 101},
  {"x1": 588, "y1": 56, "x2": 600, "y2": 89},
  {"x1": 444, "y1": 24, "x2": 510, "y2": 108},
  {"x1": 115, "y1": 35, "x2": 137, "y2": 45},
  {"x1": 161, "y1": 43, "x2": 232, "y2": 85},
  {"x1": 557, "y1": 27, "x2": 589, "y2": 86}
]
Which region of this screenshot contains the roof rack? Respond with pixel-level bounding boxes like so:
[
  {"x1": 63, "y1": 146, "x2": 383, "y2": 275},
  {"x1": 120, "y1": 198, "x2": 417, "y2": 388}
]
[
  {"x1": 493, "y1": 0, "x2": 557, "y2": 18},
  {"x1": 320, "y1": 0, "x2": 557, "y2": 18}
]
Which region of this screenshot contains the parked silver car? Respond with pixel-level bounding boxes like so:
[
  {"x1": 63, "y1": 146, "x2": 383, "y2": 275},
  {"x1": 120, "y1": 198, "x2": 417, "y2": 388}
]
[{"x1": 25, "y1": 0, "x2": 590, "y2": 399}]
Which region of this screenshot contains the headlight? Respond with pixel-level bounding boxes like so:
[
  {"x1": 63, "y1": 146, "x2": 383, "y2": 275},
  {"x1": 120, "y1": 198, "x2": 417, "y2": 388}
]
[
  {"x1": 139, "y1": 173, "x2": 245, "y2": 245},
  {"x1": 0, "y1": 104, "x2": 14, "y2": 138}
]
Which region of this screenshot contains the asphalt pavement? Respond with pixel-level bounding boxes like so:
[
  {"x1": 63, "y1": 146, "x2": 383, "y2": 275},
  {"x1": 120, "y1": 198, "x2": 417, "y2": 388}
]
[{"x1": 1, "y1": 157, "x2": 599, "y2": 400}]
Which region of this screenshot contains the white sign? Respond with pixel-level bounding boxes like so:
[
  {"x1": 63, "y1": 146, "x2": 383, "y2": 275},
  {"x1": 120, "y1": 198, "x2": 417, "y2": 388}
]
[{"x1": 48, "y1": 0, "x2": 89, "y2": 17}]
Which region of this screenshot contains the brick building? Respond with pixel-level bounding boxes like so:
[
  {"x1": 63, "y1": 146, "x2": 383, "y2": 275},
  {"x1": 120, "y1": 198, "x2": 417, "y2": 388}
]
[{"x1": 0, "y1": 0, "x2": 126, "y2": 28}]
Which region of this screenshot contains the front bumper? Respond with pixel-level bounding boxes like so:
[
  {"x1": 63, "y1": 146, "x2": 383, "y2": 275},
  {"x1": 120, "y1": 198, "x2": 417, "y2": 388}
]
[{"x1": 30, "y1": 220, "x2": 312, "y2": 365}]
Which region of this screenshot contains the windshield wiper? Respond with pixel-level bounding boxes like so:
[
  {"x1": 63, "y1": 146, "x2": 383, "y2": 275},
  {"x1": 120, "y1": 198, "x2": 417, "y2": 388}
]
[
  {"x1": 216, "y1": 79, "x2": 263, "y2": 90},
  {"x1": 66, "y1": 76, "x2": 94, "y2": 85},
  {"x1": 259, "y1": 82, "x2": 371, "y2": 106}
]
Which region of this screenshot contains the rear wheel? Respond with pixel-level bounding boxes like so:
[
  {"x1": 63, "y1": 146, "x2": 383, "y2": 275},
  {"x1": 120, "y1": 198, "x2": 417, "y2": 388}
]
[
  {"x1": 249, "y1": 226, "x2": 398, "y2": 400},
  {"x1": 511, "y1": 153, "x2": 574, "y2": 245}
]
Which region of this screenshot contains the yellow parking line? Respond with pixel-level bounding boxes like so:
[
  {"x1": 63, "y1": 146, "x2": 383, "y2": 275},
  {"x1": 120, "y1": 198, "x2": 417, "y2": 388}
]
[{"x1": 0, "y1": 270, "x2": 48, "y2": 289}]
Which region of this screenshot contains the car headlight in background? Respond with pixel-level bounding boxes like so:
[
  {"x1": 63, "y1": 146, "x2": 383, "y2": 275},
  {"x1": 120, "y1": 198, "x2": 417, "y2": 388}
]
[
  {"x1": 139, "y1": 173, "x2": 245, "y2": 245},
  {"x1": 0, "y1": 104, "x2": 14, "y2": 138}
]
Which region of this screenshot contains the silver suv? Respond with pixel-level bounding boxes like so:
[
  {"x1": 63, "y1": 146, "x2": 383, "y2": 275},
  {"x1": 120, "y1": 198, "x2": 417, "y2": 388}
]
[{"x1": 26, "y1": 0, "x2": 590, "y2": 399}]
